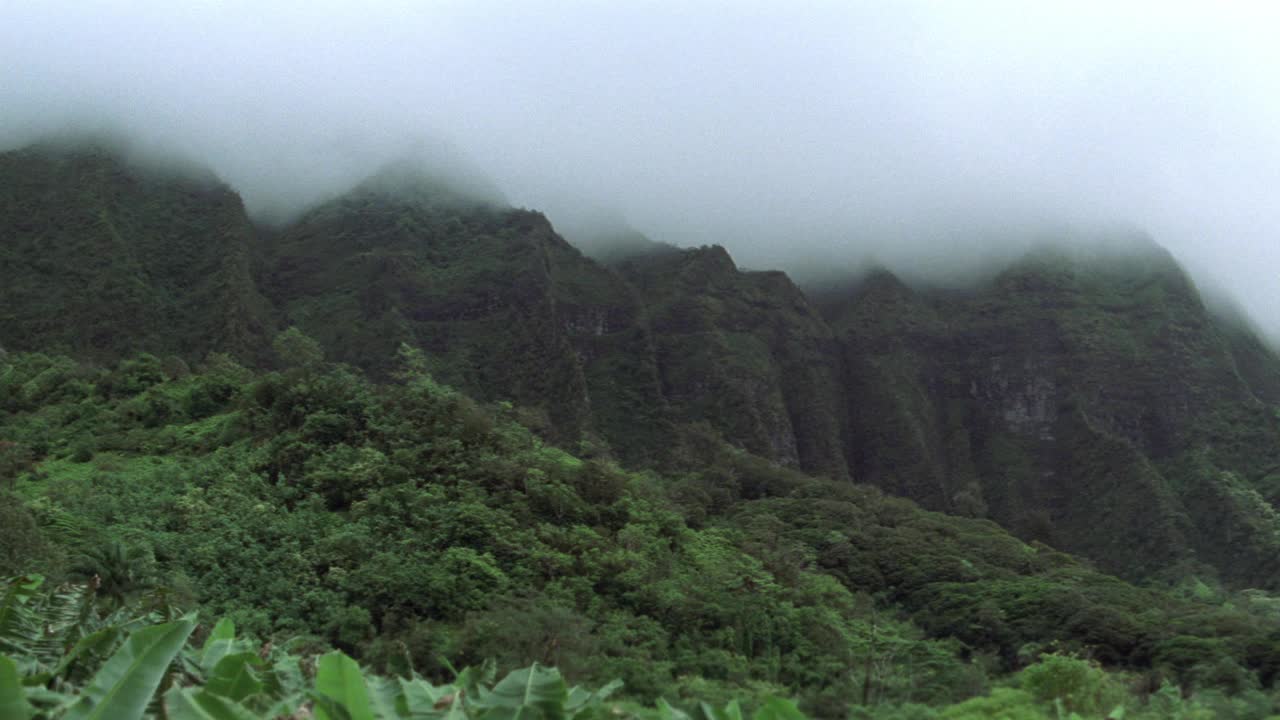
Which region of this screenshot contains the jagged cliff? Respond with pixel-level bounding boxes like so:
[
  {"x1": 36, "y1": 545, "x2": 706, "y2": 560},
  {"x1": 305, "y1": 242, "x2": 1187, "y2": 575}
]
[
  {"x1": 262, "y1": 167, "x2": 671, "y2": 461},
  {"x1": 4, "y1": 143, "x2": 1280, "y2": 588},
  {"x1": 815, "y1": 243, "x2": 1280, "y2": 584},
  {"x1": 614, "y1": 245, "x2": 849, "y2": 480}
]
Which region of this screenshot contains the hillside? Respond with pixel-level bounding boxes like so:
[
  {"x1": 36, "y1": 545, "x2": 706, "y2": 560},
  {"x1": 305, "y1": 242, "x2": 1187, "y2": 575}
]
[
  {"x1": 6, "y1": 141, "x2": 1280, "y2": 716},
  {"x1": 6, "y1": 348, "x2": 1280, "y2": 717},
  {"x1": 0, "y1": 144, "x2": 273, "y2": 363},
  {"x1": 6, "y1": 143, "x2": 1280, "y2": 590}
]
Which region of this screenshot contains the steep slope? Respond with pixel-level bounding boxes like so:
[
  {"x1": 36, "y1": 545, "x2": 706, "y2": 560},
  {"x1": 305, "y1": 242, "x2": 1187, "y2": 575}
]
[
  {"x1": 615, "y1": 245, "x2": 850, "y2": 480},
  {"x1": 816, "y1": 241, "x2": 1280, "y2": 585},
  {"x1": 0, "y1": 144, "x2": 273, "y2": 362},
  {"x1": 262, "y1": 164, "x2": 671, "y2": 461},
  {"x1": 6, "y1": 140, "x2": 1280, "y2": 591},
  {"x1": 9, "y1": 349, "x2": 1280, "y2": 708}
]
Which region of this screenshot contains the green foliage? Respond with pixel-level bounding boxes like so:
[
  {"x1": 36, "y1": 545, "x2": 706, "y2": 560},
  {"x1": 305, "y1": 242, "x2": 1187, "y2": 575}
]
[
  {"x1": 0, "y1": 146, "x2": 274, "y2": 365},
  {"x1": 818, "y1": 246, "x2": 1280, "y2": 590},
  {"x1": 8, "y1": 344, "x2": 1280, "y2": 716},
  {"x1": 0, "y1": 596, "x2": 726, "y2": 720},
  {"x1": 6, "y1": 351, "x2": 977, "y2": 705},
  {"x1": 272, "y1": 327, "x2": 324, "y2": 370},
  {"x1": 1018, "y1": 654, "x2": 1123, "y2": 715},
  {"x1": 63, "y1": 616, "x2": 195, "y2": 720},
  {"x1": 0, "y1": 653, "x2": 33, "y2": 720},
  {"x1": 70, "y1": 542, "x2": 156, "y2": 610},
  {"x1": 8, "y1": 598, "x2": 1273, "y2": 720},
  {"x1": 315, "y1": 651, "x2": 375, "y2": 720}
]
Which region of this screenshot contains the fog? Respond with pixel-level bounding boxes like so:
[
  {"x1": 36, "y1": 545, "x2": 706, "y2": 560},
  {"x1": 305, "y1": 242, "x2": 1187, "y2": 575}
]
[{"x1": 2, "y1": 2, "x2": 1278, "y2": 334}]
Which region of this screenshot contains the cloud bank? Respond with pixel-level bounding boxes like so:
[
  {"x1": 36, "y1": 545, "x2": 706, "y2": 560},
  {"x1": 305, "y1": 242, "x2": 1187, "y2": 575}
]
[{"x1": 2, "y1": 1, "x2": 1278, "y2": 332}]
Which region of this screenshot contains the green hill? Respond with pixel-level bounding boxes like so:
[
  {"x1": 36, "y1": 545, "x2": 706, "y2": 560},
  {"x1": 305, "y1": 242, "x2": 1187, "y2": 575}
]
[
  {"x1": 0, "y1": 143, "x2": 273, "y2": 363},
  {"x1": 7, "y1": 142, "x2": 1280, "y2": 590},
  {"x1": 7, "y1": 347, "x2": 1280, "y2": 715},
  {"x1": 6, "y1": 141, "x2": 1280, "y2": 715}
]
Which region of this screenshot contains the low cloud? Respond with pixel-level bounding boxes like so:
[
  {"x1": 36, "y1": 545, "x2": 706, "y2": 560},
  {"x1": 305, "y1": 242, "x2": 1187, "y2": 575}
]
[{"x1": 2, "y1": 2, "x2": 1278, "y2": 333}]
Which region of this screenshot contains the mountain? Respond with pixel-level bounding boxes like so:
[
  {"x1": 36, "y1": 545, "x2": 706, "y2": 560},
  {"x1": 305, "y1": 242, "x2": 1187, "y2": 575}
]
[
  {"x1": 0, "y1": 143, "x2": 273, "y2": 363},
  {"x1": 614, "y1": 245, "x2": 850, "y2": 480},
  {"x1": 10, "y1": 140, "x2": 1280, "y2": 713},
  {"x1": 9, "y1": 344, "x2": 1280, "y2": 713},
  {"x1": 261, "y1": 162, "x2": 672, "y2": 461},
  {"x1": 5, "y1": 141, "x2": 1280, "y2": 592},
  {"x1": 814, "y1": 242, "x2": 1280, "y2": 584}
]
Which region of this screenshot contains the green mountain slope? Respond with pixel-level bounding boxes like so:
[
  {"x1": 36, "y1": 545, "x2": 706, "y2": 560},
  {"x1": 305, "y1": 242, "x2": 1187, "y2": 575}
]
[
  {"x1": 7, "y1": 349, "x2": 1280, "y2": 713},
  {"x1": 615, "y1": 245, "x2": 849, "y2": 480},
  {"x1": 262, "y1": 167, "x2": 671, "y2": 462},
  {"x1": 10, "y1": 140, "x2": 1280, "y2": 714},
  {"x1": 0, "y1": 144, "x2": 273, "y2": 363},
  {"x1": 815, "y1": 242, "x2": 1280, "y2": 585},
  {"x1": 5, "y1": 140, "x2": 1280, "y2": 594}
]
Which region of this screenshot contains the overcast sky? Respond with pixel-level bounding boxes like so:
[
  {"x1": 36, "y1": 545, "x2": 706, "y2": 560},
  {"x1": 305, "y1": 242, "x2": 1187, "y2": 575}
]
[{"x1": 2, "y1": 2, "x2": 1278, "y2": 332}]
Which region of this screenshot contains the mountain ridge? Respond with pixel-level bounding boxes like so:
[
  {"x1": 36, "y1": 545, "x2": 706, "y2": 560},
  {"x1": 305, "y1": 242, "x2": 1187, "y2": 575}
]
[{"x1": 4, "y1": 142, "x2": 1280, "y2": 591}]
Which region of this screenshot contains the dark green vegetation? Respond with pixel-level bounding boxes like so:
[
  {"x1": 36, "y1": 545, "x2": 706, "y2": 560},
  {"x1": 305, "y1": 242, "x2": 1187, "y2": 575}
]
[
  {"x1": 5, "y1": 141, "x2": 1280, "y2": 717},
  {"x1": 0, "y1": 145, "x2": 273, "y2": 364},
  {"x1": 6, "y1": 577, "x2": 1272, "y2": 720},
  {"x1": 815, "y1": 245, "x2": 1280, "y2": 587}
]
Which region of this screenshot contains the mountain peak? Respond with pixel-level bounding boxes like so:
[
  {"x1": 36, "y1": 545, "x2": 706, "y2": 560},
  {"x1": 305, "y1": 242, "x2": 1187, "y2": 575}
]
[{"x1": 355, "y1": 146, "x2": 509, "y2": 207}]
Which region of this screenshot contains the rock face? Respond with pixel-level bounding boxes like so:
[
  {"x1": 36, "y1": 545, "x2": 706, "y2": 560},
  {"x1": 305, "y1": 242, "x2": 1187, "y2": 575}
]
[
  {"x1": 0, "y1": 144, "x2": 273, "y2": 363},
  {"x1": 615, "y1": 245, "x2": 850, "y2": 480},
  {"x1": 261, "y1": 167, "x2": 671, "y2": 461},
  {"x1": 6, "y1": 142, "x2": 1280, "y2": 587},
  {"x1": 817, "y1": 243, "x2": 1280, "y2": 584}
]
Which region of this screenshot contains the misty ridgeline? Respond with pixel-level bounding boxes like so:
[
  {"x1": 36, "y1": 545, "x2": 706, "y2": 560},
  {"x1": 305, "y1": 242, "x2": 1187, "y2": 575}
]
[{"x1": 5, "y1": 3, "x2": 1280, "y2": 719}]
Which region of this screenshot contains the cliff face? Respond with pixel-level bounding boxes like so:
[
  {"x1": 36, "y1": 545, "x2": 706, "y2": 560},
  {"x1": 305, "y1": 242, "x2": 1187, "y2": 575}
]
[
  {"x1": 0, "y1": 145, "x2": 273, "y2": 363},
  {"x1": 818, "y1": 244, "x2": 1280, "y2": 584},
  {"x1": 6, "y1": 142, "x2": 1280, "y2": 587},
  {"x1": 615, "y1": 246, "x2": 850, "y2": 480},
  {"x1": 262, "y1": 175, "x2": 670, "y2": 460}
]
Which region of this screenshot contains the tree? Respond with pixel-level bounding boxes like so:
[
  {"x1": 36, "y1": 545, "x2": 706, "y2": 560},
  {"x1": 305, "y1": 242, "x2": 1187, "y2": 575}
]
[
  {"x1": 273, "y1": 327, "x2": 324, "y2": 370},
  {"x1": 0, "y1": 441, "x2": 32, "y2": 491},
  {"x1": 71, "y1": 541, "x2": 156, "y2": 610}
]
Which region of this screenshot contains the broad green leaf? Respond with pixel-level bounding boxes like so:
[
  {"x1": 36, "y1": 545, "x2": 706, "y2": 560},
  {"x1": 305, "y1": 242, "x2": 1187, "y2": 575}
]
[
  {"x1": 565, "y1": 679, "x2": 622, "y2": 716},
  {"x1": 208, "y1": 618, "x2": 235, "y2": 644},
  {"x1": 315, "y1": 650, "x2": 374, "y2": 720},
  {"x1": 165, "y1": 687, "x2": 260, "y2": 720},
  {"x1": 265, "y1": 654, "x2": 306, "y2": 697},
  {"x1": 657, "y1": 698, "x2": 690, "y2": 720},
  {"x1": 366, "y1": 674, "x2": 408, "y2": 719},
  {"x1": 398, "y1": 677, "x2": 448, "y2": 713},
  {"x1": 477, "y1": 663, "x2": 569, "y2": 720},
  {"x1": 425, "y1": 688, "x2": 468, "y2": 720},
  {"x1": 0, "y1": 654, "x2": 33, "y2": 720},
  {"x1": 26, "y1": 625, "x2": 123, "y2": 686},
  {"x1": 453, "y1": 659, "x2": 496, "y2": 702},
  {"x1": 204, "y1": 652, "x2": 264, "y2": 702},
  {"x1": 199, "y1": 618, "x2": 241, "y2": 673},
  {"x1": 63, "y1": 615, "x2": 197, "y2": 720},
  {"x1": 261, "y1": 692, "x2": 307, "y2": 719},
  {"x1": 699, "y1": 700, "x2": 742, "y2": 720},
  {"x1": 566, "y1": 688, "x2": 590, "y2": 712},
  {"x1": 309, "y1": 689, "x2": 356, "y2": 720},
  {"x1": 0, "y1": 576, "x2": 43, "y2": 652},
  {"x1": 200, "y1": 640, "x2": 240, "y2": 673},
  {"x1": 750, "y1": 698, "x2": 807, "y2": 720},
  {"x1": 23, "y1": 685, "x2": 75, "y2": 711}
]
